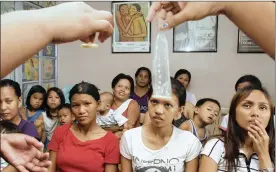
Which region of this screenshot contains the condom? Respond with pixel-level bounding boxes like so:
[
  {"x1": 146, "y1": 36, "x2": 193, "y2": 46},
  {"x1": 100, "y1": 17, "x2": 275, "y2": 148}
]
[{"x1": 151, "y1": 31, "x2": 172, "y2": 99}]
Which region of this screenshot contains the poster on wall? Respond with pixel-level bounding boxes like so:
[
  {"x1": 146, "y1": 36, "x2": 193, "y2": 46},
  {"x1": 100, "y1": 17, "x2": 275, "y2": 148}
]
[
  {"x1": 112, "y1": 1, "x2": 151, "y2": 53},
  {"x1": 173, "y1": 16, "x2": 218, "y2": 52},
  {"x1": 42, "y1": 58, "x2": 56, "y2": 80},
  {"x1": 22, "y1": 82, "x2": 38, "y2": 105},
  {"x1": 42, "y1": 43, "x2": 56, "y2": 57},
  {"x1": 237, "y1": 30, "x2": 264, "y2": 53},
  {"x1": 22, "y1": 56, "x2": 39, "y2": 82},
  {"x1": 42, "y1": 81, "x2": 55, "y2": 91}
]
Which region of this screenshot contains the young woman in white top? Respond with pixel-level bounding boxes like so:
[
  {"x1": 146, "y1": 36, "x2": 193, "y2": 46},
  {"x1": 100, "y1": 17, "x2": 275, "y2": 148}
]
[
  {"x1": 120, "y1": 78, "x2": 202, "y2": 172},
  {"x1": 200, "y1": 86, "x2": 275, "y2": 172}
]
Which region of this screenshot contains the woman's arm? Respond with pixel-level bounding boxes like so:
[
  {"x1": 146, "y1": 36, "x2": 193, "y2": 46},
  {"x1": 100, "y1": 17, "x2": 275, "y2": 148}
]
[
  {"x1": 126, "y1": 100, "x2": 140, "y2": 128},
  {"x1": 105, "y1": 164, "x2": 118, "y2": 172},
  {"x1": 184, "y1": 157, "x2": 199, "y2": 172},
  {"x1": 198, "y1": 155, "x2": 218, "y2": 172},
  {"x1": 48, "y1": 151, "x2": 57, "y2": 172},
  {"x1": 120, "y1": 155, "x2": 133, "y2": 172}
]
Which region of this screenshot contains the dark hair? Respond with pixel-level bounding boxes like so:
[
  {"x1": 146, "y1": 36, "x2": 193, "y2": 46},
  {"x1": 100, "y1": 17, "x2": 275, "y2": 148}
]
[
  {"x1": 174, "y1": 69, "x2": 191, "y2": 84},
  {"x1": 131, "y1": 3, "x2": 141, "y2": 12},
  {"x1": 45, "y1": 87, "x2": 65, "y2": 119},
  {"x1": 58, "y1": 103, "x2": 71, "y2": 112},
  {"x1": 135, "y1": 67, "x2": 152, "y2": 86},
  {"x1": 234, "y1": 74, "x2": 262, "y2": 91},
  {"x1": 225, "y1": 86, "x2": 274, "y2": 172},
  {"x1": 196, "y1": 98, "x2": 221, "y2": 110},
  {"x1": 69, "y1": 81, "x2": 100, "y2": 102},
  {"x1": 0, "y1": 79, "x2": 21, "y2": 97},
  {"x1": 0, "y1": 120, "x2": 20, "y2": 134},
  {"x1": 149, "y1": 77, "x2": 186, "y2": 107},
  {"x1": 26, "y1": 85, "x2": 46, "y2": 111},
  {"x1": 119, "y1": 4, "x2": 127, "y2": 10},
  {"x1": 111, "y1": 73, "x2": 134, "y2": 93}
]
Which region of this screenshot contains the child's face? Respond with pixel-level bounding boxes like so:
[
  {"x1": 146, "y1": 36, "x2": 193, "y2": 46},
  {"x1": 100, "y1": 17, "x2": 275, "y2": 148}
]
[
  {"x1": 0, "y1": 87, "x2": 21, "y2": 121},
  {"x1": 97, "y1": 95, "x2": 111, "y2": 114},
  {"x1": 58, "y1": 108, "x2": 74, "y2": 125},
  {"x1": 47, "y1": 91, "x2": 61, "y2": 109},
  {"x1": 196, "y1": 101, "x2": 220, "y2": 125},
  {"x1": 30, "y1": 93, "x2": 44, "y2": 109}
]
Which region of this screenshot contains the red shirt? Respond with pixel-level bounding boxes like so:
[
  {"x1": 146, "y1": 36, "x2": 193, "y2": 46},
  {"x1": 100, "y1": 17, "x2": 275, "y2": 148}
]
[{"x1": 48, "y1": 124, "x2": 119, "y2": 172}]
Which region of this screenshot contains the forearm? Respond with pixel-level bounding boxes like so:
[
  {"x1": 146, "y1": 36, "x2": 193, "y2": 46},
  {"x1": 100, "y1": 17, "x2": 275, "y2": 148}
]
[
  {"x1": 223, "y1": 2, "x2": 275, "y2": 59},
  {"x1": 1, "y1": 9, "x2": 52, "y2": 78},
  {"x1": 258, "y1": 153, "x2": 273, "y2": 169}
]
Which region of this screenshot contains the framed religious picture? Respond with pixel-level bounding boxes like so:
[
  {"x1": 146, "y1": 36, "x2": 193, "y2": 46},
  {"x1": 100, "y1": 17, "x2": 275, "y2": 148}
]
[
  {"x1": 112, "y1": 1, "x2": 151, "y2": 53},
  {"x1": 42, "y1": 58, "x2": 56, "y2": 80},
  {"x1": 173, "y1": 16, "x2": 218, "y2": 52},
  {"x1": 22, "y1": 56, "x2": 39, "y2": 82},
  {"x1": 237, "y1": 29, "x2": 264, "y2": 53}
]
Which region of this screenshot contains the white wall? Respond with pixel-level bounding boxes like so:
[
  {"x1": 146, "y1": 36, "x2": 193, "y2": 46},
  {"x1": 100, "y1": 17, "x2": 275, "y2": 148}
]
[{"x1": 57, "y1": 1, "x2": 275, "y2": 108}]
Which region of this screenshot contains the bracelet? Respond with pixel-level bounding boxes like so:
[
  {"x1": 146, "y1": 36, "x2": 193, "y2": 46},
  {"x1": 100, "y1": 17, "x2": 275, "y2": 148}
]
[{"x1": 259, "y1": 168, "x2": 274, "y2": 172}]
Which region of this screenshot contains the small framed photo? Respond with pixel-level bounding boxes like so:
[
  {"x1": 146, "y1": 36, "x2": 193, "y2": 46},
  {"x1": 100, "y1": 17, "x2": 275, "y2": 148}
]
[
  {"x1": 173, "y1": 16, "x2": 218, "y2": 52},
  {"x1": 42, "y1": 43, "x2": 56, "y2": 57},
  {"x1": 42, "y1": 58, "x2": 56, "y2": 80},
  {"x1": 112, "y1": 1, "x2": 151, "y2": 53},
  {"x1": 237, "y1": 30, "x2": 264, "y2": 53},
  {"x1": 22, "y1": 56, "x2": 39, "y2": 82}
]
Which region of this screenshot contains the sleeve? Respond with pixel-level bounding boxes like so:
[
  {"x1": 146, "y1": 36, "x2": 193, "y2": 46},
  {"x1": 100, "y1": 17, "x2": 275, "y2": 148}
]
[
  {"x1": 219, "y1": 114, "x2": 229, "y2": 131},
  {"x1": 120, "y1": 131, "x2": 132, "y2": 160},
  {"x1": 48, "y1": 128, "x2": 60, "y2": 152},
  {"x1": 114, "y1": 114, "x2": 128, "y2": 127},
  {"x1": 185, "y1": 136, "x2": 202, "y2": 162},
  {"x1": 22, "y1": 122, "x2": 39, "y2": 140},
  {"x1": 200, "y1": 138, "x2": 224, "y2": 164},
  {"x1": 104, "y1": 133, "x2": 120, "y2": 164}
]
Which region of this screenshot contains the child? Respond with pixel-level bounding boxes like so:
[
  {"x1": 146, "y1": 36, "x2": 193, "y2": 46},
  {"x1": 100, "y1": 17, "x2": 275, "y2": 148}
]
[
  {"x1": 180, "y1": 98, "x2": 221, "y2": 143},
  {"x1": 96, "y1": 92, "x2": 128, "y2": 127},
  {"x1": 20, "y1": 85, "x2": 46, "y2": 143},
  {"x1": 42, "y1": 87, "x2": 65, "y2": 148},
  {"x1": 57, "y1": 103, "x2": 75, "y2": 125},
  {"x1": 0, "y1": 79, "x2": 39, "y2": 140}
]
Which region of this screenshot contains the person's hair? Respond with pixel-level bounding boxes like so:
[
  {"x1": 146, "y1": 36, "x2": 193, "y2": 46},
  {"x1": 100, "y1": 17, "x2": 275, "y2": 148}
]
[
  {"x1": 234, "y1": 74, "x2": 262, "y2": 91},
  {"x1": 45, "y1": 87, "x2": 65, "y2": 119},
  {"x1": 196, "y1": 98, "x2": 221, "y2": 110},
  {"x1": 135, "y1": 67, "x2": 152, "y2": 86},
  {"x1": 26, "y1": 85, "x2": 46, "y2": 111},
  {"x1": 69, "y1": 81, "x2": 100, "y2": 102},
  {"x1": 58, "y1": 103, "x2": 71, "y2": 112},
  {"x1": 119, "y1": 4, "x2": 127, "y2": 10},
  {"x1": 131, "y1": 3, "x2": 141, "y2": 12},
  {"x1": 225, "y1": 86, "x2": 274, "y2": 172},
  {"x1": 111, "y1": 73, "x2": 134, "y2": 93},
  {"x1": 174, "y1": 69, "x2": 192, "y2": 84},
  {"x1": 0, "y1": 120, "x2": 20, "y2": 134},
  {"x1": 149, "y1": 77, "x2": 186, "y2": 107},
  {"x1": 0, "y1": 79, "x2": 21, "y2": 97}
]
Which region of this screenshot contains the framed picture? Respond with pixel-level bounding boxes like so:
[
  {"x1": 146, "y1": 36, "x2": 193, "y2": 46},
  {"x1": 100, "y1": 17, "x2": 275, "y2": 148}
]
[
  {"x1": 22, "y1": 56, "x2": 39, "y2": 82},
  {"x1": 112, "y1": 1, "x2": 151, "y2": 53},
  {"x1": 173, "y1": 16, "x2": 218, "y2": 52},
  {"x1": 42, "y1": 58, "x2": 56, "y2": 80},
  {"x1": 42, "y1": 81, "x2": 55, "y2": 91},
  {"x1": 42, "y1": 43, "x2": 56, "y2": 57},
  {"x1": 1, "y1": 1, "x2": 15, "y2": 14},
  {"x1": 22, "y1": 82, "x2": 38, "y2": 105},
  {"x1": 237, "y1": 30, "x2": 264, "y2": 53}
]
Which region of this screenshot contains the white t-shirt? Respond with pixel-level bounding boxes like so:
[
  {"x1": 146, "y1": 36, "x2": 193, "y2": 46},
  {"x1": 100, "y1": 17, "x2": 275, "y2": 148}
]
[
  {"x1": 201, "y1": 138, "x2": 260, "y2": 172},
  {"x1": 219, "y1": 114, "x2": 229, "y2": 131},
  {"x1": 42, "y1": 112, "x2": 59, "y2": 141},
  {"x1": 120, "y1": 126, "x2": 202, "y2": 172},
  {"x1": 186, "y1": 91, "x2": 197, "y2": 105},
  {"x1": 96, "y1": 109, "x2": 128, "y2": 127}
]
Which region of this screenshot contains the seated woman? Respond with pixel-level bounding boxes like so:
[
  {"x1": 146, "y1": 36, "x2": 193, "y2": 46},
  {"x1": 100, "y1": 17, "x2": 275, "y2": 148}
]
[
  {"x1": 174, "y1": 69, "x2": 197, "y2": 105},
  {"x1": 111, "y1": 73, "x2": 140, "y2": 137},
  {"x1": 120, "y1": 78, "x2": 202, "y2": 172},
  {"x1": 48, "y1": 82, "x2": 120, "y2": 172},
  {"x1": 200, "y1": 86, "x2": 274, "y2": 172}
]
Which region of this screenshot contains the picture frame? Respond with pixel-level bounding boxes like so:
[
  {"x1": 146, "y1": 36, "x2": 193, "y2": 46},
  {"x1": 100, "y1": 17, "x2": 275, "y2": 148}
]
[
  {"x1": 173, "y1": 16, "x2": 218, "y2": 53},
  {"x1": 42, "y1": 58, "x2": 56, "y2": 80},
  {"x1": 111, "y1": 1, "x2": 151, "y2": 53},
  {"x1": 42, "y1": 43, "x2": 56, "y2": 57},
  {"x1": 22, "y1": 56, "x2": 39, "y2": 82},
  {"x1": 237, "y1": 29, "x2": 264, "y2": 53}
]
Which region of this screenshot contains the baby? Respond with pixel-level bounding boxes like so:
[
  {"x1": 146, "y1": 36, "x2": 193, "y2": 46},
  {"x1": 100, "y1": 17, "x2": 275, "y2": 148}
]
[
  {"x1": 96, "y1": 92, "x2": 128, "y2": 127},
  {"x1": 57, "y1": 103, "x2": 75, "y2": 125}
]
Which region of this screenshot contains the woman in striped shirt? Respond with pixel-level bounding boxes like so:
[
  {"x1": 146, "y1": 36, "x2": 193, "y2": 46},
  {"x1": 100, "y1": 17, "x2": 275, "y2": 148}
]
[{"x1": 200, "y1": 86, "x2": 274, "y2": 172}]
